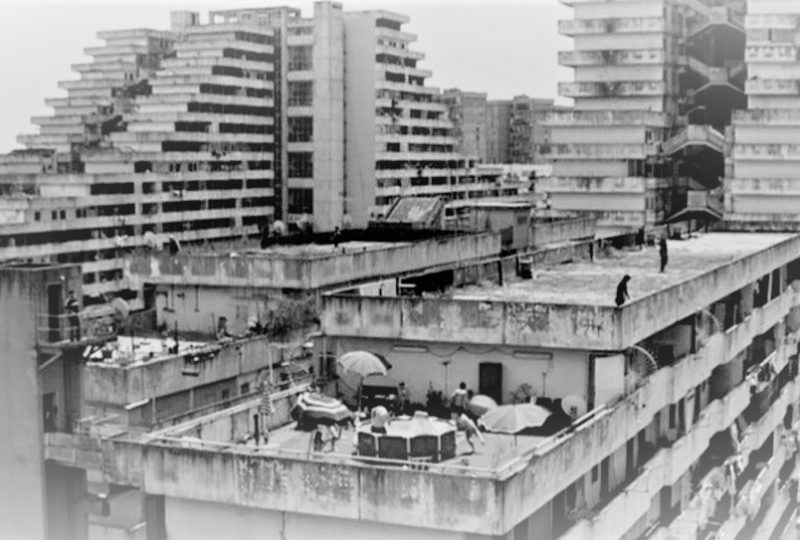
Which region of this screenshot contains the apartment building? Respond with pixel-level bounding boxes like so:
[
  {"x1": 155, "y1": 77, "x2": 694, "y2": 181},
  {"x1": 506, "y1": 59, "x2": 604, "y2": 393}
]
[
  {"x1": 725, "y1": 1, "x2": 800, "y2": 230},
  {"x1": 442, "y1": 89, "x2": 489, "y2": 162},
  {"x1": 15, "y1": 231, "x2": 800, "y2": 539},
  {"x1": 540, "y1": 0, "x2": 746, "y2": 235},
  {"x1": 0, "y1": 17, "x2": 276, "y2": 308},
  {"x1": 0, "y1": 2, "x2": 505, "y2": 308}
]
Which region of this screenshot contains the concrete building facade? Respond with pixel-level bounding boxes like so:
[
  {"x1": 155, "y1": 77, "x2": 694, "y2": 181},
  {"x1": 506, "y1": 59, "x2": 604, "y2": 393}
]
[
  {"x1": 0, "y1": 2, "x2": 508, "y2": 309},
  {"x1": 725, "y1": 1, "x2": 800, "y2": 230},
  {"x1": 442, "y1": 89, "x2": 489, "y2": 162},
  {"x1": 21, "y1": 231, "x2": 800, "y2": 540},
  {"x1": 542, "y1": 0, "x2": 746, "y2": 235}
]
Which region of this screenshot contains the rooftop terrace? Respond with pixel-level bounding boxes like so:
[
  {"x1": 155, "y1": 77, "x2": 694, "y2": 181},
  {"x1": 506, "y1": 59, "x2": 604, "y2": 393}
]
[
  {"x1": 323, "y1": 232, "x2": 800, "y2": 350},
  {"x1": 455, "y1": 233, "x2": 795, "y2": 307}
]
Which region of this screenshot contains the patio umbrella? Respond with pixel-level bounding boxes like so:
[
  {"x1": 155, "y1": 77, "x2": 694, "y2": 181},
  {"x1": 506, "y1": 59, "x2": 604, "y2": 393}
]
[
  {"x1": 468, "y1": 394, "x2": 498, "y2": 417},
  {"x1": 478, "y1": 403, "x2": 552, "y2": 434},
  {"x1": 337, "y1": 351, "x2": 391, "y2": 379},
  {"x1": 292, "y1": 392, "x2": 353, "y2": 427}
]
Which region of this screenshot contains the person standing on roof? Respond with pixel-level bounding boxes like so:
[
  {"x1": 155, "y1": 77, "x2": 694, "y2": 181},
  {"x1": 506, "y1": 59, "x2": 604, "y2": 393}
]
[
  {"x1": 659, "y1": 237, "x2": 669, "y2": 273},
  {"x1": 615, "y1": 275, "x2": 631, "y2": 307},
  {"x1": 451, "y1": 382, "x2": 469, "y2": 419},
  {"x1": 65, "y1": 290, "x2": 80, "y2": 342}
]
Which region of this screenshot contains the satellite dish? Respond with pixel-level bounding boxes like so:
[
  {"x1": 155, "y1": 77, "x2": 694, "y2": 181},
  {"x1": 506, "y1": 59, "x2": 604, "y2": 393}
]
[
  {"x1": 111, "y1": 297, "x2": 130, "y2": 322},
  {"x1": 143, "y1": 231, "x2": 159, "y2": 250},
  {"x1": 168, "y1": 236, "x2": 181, "y2": 255},
  {"x1": 561, "y1": 394, "x2": 587, "y2": 419},
  {"x1": 114, "y1": 235, "x2": 125, "y2": 248},
  {"x1": 271, "y1": 220, "x2": 286, "y2": 236}
]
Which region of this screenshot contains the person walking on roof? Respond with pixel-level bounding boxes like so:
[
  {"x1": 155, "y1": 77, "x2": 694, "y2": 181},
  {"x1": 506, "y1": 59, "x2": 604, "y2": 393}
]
[
  {"x1": 615, "y1": 275, "x2": 631, "y2": 307},
  {"x1": 659, "y1": 237, "x2": 669, "y2": 273}
]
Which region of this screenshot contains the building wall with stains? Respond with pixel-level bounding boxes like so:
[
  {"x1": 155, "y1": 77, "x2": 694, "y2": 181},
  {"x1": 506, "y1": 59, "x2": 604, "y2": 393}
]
[
  {"x1": 323, "y1": 295, "x2": 619, "y2": 350},
  {"x1": 329, "y1": 336, "x2": 589, "y2": 409}
]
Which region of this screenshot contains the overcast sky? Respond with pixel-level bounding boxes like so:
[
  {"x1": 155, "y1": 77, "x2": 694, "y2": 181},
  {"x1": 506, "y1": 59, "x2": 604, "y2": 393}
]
[{"x1": 0, "y1": 0, "x2": 572, "y2": 153}]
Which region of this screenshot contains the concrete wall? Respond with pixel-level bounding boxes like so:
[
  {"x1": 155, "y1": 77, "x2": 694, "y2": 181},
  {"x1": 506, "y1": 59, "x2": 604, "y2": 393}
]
[
  {"x1": 322, "y1": 294, "x2": 620, "y2": 350},
  {"x1": 164, "y1": 496, "x2": 474, "y2": 540},
  {"x1": 82, "y1": 336, "x2": 276, "y2": 412},
  {"x1": 530, "y1": 217, "x2": 597, "y2": 248},
  {"x1": 329, "y1": 337, "x2": 590, "y2": 407},
  {"x1": 312, "y1": 2, "x2": 345, "y2": 231},
  {"x1": 125, "y1": 233, "x2": 500, "y2": 291},
  {"x1": 343, "y1": 14, "x2": 377, "y2": 225},
  {"x1": 0, "y1": 268, "x2": 48, "y2": 540}
]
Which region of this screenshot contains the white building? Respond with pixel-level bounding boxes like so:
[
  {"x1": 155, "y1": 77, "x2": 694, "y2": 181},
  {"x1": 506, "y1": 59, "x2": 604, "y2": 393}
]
[
  {"x1": 541, "y1": 0, "x2": 745, "y2": 235},
  {"x1": 725, "y1": 1, "x2": 800, "y2": 230}
]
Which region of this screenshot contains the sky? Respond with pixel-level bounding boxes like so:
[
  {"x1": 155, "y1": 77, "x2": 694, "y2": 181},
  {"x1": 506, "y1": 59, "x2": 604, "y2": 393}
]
[{"x1": 0, "y1": 0, "x2": 572, "y2": 153}]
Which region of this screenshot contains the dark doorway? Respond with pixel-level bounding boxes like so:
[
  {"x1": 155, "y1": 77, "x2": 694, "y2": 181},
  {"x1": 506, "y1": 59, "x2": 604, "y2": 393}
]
[
  {"x1": 600, "y1": 456, "x2": 610, "y2": 498},
  {"x1": 47, "y1": 283, "x2": 63, "y2": 342},
  {"x1": 43, "y1": 392, "x2": 57, "y2": 432},
  {"x1": 479, "y1": 362, "x2": 503, "y2": 404}
]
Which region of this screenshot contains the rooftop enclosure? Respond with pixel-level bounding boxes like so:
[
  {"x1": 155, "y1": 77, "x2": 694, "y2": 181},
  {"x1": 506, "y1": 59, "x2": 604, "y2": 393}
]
[
  {"x1": 82, "y1": 334, "x2": 282, "y2": 413},
  {"x1": 125, "y1": 230, "x2": 499, "y2": 290},
  {"x1": 323, "y1": 233, "x2": 800, "y2": 350}
]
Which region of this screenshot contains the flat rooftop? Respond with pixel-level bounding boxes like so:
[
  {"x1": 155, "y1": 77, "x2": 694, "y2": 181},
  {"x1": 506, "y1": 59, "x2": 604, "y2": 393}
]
[
  {"x1": 454, "y1": 233, "x2": 795, "y2": 307},
  {"x1": 253, "y1": 240, "x2": 403, "y2": 259},
  {"x1": 161, "y1": 414, "x2": 545, "y2": 471}
]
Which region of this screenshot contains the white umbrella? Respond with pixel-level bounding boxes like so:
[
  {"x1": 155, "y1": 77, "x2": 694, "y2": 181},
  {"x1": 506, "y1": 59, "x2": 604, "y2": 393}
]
[
  {"x1": 479, "y1": 403, "x2": 552, "y2": 434},
  {"x1": 468, "y1": 394, "x2": 498, "y2": 417},
  {"x1": 336, "y1": 351, "x2": 391, "y2": 379}
]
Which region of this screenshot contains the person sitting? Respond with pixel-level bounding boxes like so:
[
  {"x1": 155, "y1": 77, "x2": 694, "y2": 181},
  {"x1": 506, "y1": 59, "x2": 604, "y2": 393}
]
[{"x1": 370, "y1": 405, "x2": 390, "y2": 434}]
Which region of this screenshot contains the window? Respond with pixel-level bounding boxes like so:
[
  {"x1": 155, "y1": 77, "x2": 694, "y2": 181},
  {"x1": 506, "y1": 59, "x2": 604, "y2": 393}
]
[
  {"x1": 288, "y1": 81, "x2": 313, "y2": 107},
  {"x1": 51, "y1": 210, "x2": 57, "y2": 220},
  {"x1": 240, "y1": 383, "x2": 251, "y2": 395},
  {"x1": 288, "y1": 152, "x2": 313, "y2": 178},
  {"x1": 221, "y1": 389, "x2": 230, "y2": 401},
  {"x1": 288, "y1": 188, "x2": 313, "y2": 214},
  {"x1": 669, "y1": 404, "x2": 676, "y2": 428},
  {"x1": 34, "y1": 211, "x2": 40, "y2": 221},
  {"x1": 288, "y1": 46, "x2": 313, "y2": 71},
  {"x1": 288, "y1": 117, "x2": 313, "y2": 142},
  {"x1": 591, "y1": 465, "x2": 599, "y2": 483}
]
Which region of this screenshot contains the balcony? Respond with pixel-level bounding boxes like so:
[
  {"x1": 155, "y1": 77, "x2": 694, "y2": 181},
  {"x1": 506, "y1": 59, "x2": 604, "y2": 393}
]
[
  {"x1": 540, "y1": 110, "x2": 669, "y2": 127},
  {"x1": 559, "y1": 81, "x2": 665, "y2": 99},
  {"x1": 745, "y1": 44, "x2": 798, "y2": 63},
  {"x1": 559, "y1": 17, "x2": 666, "y2": 36},
  {"x1": 558, "y1": 49, "x2": 665, "y2": 67},
  {"x1": 745, "y1": 78, "x2": 800, "y2": 95},
  {"x1": 546, "y1": 143, "x2": 659, "y2": 160},
  {"x1": 745, "y1": 13, "x2": 799, "y2": 30},
  {"x1": 735, "y1": 143, "x2": 800, "y2": 160}
]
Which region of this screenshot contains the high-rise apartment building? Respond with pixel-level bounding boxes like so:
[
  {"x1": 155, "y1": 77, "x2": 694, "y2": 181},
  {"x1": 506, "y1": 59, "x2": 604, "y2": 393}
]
[
  {"x1": 442, "y1": 89, "x2": 489, "y2": 162},
  {"x1": 0, "y1": 19, "x2": 276, "y2": 307},
  {"x1": 725, "y1": 2, "x2": 800, "y2": 230},
  {"x1": 540, "y1": 0, "x2": 746, "y2": 235},
  {"x1": 486, "y1": 99, "x2": 512, "y2": 163},
  {"x1": 0, "y1": 2, "x2": 504, "y2": 307}
]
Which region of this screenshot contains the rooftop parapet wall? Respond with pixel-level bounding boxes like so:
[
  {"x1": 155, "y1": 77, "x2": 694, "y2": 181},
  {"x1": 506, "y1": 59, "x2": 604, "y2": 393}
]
[
  {"x1": 124, "y1": 233, "x2": 500, "y2": 290},
  {"x1": 83, "y1": 336, "x2": 276, "y2": 408},
  {"x1": 322, "y1": 295, "x2": 620, "y2": 350}
]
